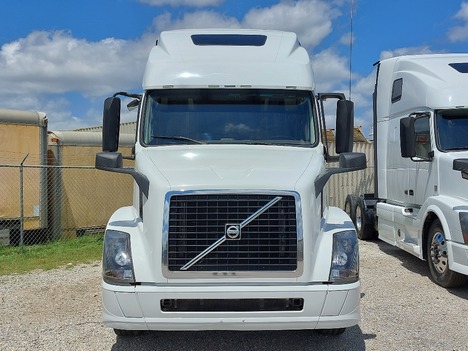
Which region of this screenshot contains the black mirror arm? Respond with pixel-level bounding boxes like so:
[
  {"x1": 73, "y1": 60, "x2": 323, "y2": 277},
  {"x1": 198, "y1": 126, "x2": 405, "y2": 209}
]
[
  {"x1": 102, "y1": 167, "x2": 149, "y2": 198},
  {"x1": 96, "y1": 152, "x2": 149, "y2": 197},
  {"x1": 314, "y1": 152, "x2": 366, "y2": 195}
]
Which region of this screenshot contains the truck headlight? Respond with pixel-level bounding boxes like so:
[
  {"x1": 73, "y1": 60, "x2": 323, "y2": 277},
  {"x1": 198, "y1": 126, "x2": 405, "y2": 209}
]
[
  {"x1": 102, "y1": 230, "x2": 135, "y2": 285},
  {"x1": 459, "y1": 213, "x2": 468, "y2": 244},
  {"x1": 329, "y1": 230, "x2": 359, "y2": 283}
]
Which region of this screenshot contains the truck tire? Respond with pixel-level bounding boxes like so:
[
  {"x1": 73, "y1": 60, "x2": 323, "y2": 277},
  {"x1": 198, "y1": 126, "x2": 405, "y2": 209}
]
[
  {"x1": 344, "y1": 194, "x2": 358, "y2": 224},
  {"x1": 354, "y1": 197, "x2": 377, "y2": 240},
  {"x1": 427, "y1": 220, "x2": 468, "y2": 288}
]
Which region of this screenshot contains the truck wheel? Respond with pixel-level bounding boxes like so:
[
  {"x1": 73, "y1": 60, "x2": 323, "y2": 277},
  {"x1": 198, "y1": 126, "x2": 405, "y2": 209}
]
[
  {"x1": 344, "y1": 194, "x2": 358, "y2": 224},
  {"x1": 354, "y1": 197, "x2": 376, "y2": 240},
  {"x1": 113, "y1": 329, "x2": 146, "y2": 337},
  {"x1": 316, "y1": 328, "x2": 346, "y2": 336},
  {"x1": 427, "y1": 220, "x2": 468, "y2": 288}
]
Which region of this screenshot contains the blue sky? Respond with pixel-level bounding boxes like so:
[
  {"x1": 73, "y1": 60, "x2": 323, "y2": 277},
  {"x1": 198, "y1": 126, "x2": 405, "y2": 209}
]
[{"x1": 1, "y1": 0, "x2": 468, "y2": 136}]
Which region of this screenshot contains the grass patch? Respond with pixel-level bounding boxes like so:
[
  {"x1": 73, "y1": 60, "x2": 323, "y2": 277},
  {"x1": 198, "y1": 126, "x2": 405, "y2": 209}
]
[{"x1": 0, "y1": 234, "x2": 103, "y2": 276}]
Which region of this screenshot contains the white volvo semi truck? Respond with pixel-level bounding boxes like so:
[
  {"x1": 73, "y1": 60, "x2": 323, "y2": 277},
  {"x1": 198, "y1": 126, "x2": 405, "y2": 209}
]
[
  {"x1": 346, "y1": 54, "x2": 468, "y2": 288},
  {"x1": 96, "y1": 29, "x2": 366, "y2": 336}
]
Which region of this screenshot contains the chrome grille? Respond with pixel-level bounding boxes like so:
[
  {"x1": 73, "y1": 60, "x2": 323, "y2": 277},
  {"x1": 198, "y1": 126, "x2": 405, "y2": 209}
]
[{"x1": 167, "y1": 194, "x2": 298, "y2": 272}]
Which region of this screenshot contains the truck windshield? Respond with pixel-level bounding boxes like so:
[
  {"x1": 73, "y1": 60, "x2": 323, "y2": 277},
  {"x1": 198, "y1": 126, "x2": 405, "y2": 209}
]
[
  {"x1": 141, "y1": 89, "x2": 315, "y2": 146},
  {"x1": 436, "y1": 109, "x2": 468, "y2": 151}
]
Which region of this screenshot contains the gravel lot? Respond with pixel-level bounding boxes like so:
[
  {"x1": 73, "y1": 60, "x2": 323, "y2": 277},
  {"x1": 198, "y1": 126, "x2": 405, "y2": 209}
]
[{"x1": 1, "y1": 239, "x2": 467, "y2": 351}]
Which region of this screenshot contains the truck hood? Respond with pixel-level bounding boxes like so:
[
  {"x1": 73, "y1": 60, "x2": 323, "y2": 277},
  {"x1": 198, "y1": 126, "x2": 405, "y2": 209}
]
[{"x1": 139, "y1": 145, "x2": 322, "y2": 191}]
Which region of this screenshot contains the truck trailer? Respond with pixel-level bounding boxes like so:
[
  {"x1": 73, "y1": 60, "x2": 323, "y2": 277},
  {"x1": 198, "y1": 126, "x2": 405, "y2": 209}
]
[
  {"x1": 96, "y1": 29, "x2": 366, "y2": 336},
  {"x1": 0, "y1": 109, "x2": 135, "y2": 245},
  {"x1": 47, "y1": 131, "x2": 135, "y2": 239},
  {"x1": 346, "y1": 54, "x2": 468, "y2": 288},
  {"x1": 0, "y1": 109, "x2": 48, "y2": 245}
]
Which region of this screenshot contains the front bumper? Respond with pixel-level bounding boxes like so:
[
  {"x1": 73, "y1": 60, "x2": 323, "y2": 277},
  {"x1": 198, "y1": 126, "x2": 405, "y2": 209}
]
[
  {"x1": 102, "y1": 281, "x2": 360, "y2": 331},
  {"x1": 449, "y1": 240, "x2": 468, "y2": 276}
]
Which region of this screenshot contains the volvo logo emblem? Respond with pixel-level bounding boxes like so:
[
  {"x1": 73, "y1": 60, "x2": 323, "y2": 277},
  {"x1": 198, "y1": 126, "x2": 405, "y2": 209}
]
[{"x1": 225, "y1": 224, "x2": 241, "y2": 240}]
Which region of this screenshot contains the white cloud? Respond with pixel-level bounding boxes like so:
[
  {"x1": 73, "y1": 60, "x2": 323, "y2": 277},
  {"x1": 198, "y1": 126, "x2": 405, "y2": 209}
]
[
  {"x1": 151, "y1": 11, "x2": 240, "y2": 31},
  {"x1": 242, "y1": 0, "x2": 339, "y2": 49},
  {"x1": 379, "y1": 46, "x2": 433, "y2": 60},
  {"x1": 447, "y1": 2, "x2": 468, "y2": 42},
  {"x1": 350, "y1": 72, "x2": 375, "y2": 136},
  {"x1": 0, "y1": 30, "x2": 154, "y2": 129},
  {"x1": 448, "y1": 24, "x2": 468, "y2": 42},
  {"x1": 455, "y1": 1, "x2": 468, "y2": 20},
  {"x1": 311, "y1": 49, "x2": 350, "y2": 92},
  {"x1": 0, "y1": 31, "x2": 151, "y2": 97},
  {"x1": 0, "y1": 93, "x2": 83, "y2": 130},
  {"x1": 151, "y1": 0, "x2": 341, "y2": 50},
  {"x1": 350, "y1": 73, "x2": 374, "y2": 108},
  {"x1": 138, "y1": 0, "x2": 223, "y2": 7},
  {"x1": 0, "y1": 0, "x2": 350, "y2": 130},
  {"x1": 339, "y1": 32, "x2": 354, "y2": 46}
]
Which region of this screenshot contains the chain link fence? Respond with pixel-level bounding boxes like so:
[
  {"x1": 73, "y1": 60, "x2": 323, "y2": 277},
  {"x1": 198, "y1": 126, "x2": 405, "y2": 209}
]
[
  {"x1": 0, "y1": 163, "x2": 133, "y2": 247},
  {"x1": 327, "y1": 141, "x2": 375, "y2": 208},
  {"x1": 1, "y1": 142, "x2": 374, "y2": 248}
]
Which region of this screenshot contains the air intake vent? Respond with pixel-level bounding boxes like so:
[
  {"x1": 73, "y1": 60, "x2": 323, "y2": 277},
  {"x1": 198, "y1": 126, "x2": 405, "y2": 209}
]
[
  {"x1": 449, "y1": 62, "x2": 468, "y2": 73},
  {"x1": 191, "y1": 34, "x2": 267, "y2": 46}
]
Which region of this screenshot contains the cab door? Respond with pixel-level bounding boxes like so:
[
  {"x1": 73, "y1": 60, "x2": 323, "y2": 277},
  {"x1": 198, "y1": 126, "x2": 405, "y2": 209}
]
[
  {"x1": 399, "y1": 114, "x2": 432, "y2": 246},
  {"x1": 410, "y1": 115, "x2": 432, "y2": 207}
]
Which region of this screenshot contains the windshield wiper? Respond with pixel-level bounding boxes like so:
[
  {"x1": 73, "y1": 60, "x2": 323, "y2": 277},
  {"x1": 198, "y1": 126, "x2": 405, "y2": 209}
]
[{"x1": 152, "y1": 135, "x2": 206, "y2": 144}]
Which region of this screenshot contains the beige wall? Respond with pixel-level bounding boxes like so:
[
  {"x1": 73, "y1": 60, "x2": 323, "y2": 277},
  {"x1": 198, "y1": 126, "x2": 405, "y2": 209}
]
[
  {"x1": 0, "y1": 124, "x2": 43, "y2": 229},
  {"x1": 327, "y1": 142, "x2": 374, "y2": 209},
  {"x1": 48, "y1": 143, "x2": 135, "y2": 238}
]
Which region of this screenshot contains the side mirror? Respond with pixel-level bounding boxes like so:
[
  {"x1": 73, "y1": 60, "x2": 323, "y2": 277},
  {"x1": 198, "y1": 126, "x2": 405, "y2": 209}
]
[
  {"x1": 102, "y1": 97, "x2": 121, "y2": 152},
  {"x1": 96, "y1": 151, "x2": 123, "y2": 169},
  {"x1": 127, "y1": 98, "x2": 140, "y2": 111},
  {"x1": 335, "y1": 100, "x2": 354, "y2": 154},
  {"x1": 338, "y1": 152, "x2": 366, "y2": 169},
  {"x1": 453, "y1": 159, "x2": 468, "y2": 180},
  {"x1": 400, "y1": 116, "x2": 416, "y2": 158}
]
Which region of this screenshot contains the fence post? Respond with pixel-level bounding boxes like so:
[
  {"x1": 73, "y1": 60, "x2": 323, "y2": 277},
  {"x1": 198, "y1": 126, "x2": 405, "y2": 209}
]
[{"x1": 19, "y1": 154, "x2": 29, "y2": 252}]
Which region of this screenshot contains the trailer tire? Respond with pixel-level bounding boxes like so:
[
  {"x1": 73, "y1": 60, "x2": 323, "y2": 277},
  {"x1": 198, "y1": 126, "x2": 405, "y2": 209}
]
[
  {"x1": 355, "y1": 197, "x2": 377, "y2": 240},
  {"x1": 427, "y1": 220, "x2": 468, "y2": 288}
]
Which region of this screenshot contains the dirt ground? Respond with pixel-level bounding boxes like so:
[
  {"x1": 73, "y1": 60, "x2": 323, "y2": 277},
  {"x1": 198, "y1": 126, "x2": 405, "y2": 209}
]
[{"x1": 1, "y1": 240, "x2": 467, "y2": 351}]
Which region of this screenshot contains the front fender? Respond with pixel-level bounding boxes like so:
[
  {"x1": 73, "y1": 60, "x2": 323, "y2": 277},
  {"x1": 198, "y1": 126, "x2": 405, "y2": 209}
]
[
  {"x1": 106, "y1": 206, "x2": 154, "y2": 283},
  {"x1": 422, "y1": 195, "x2": 467, "y2": 243},
  {"x1": 309, "y1": 206, "x2": 357, "y2": 281}
]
